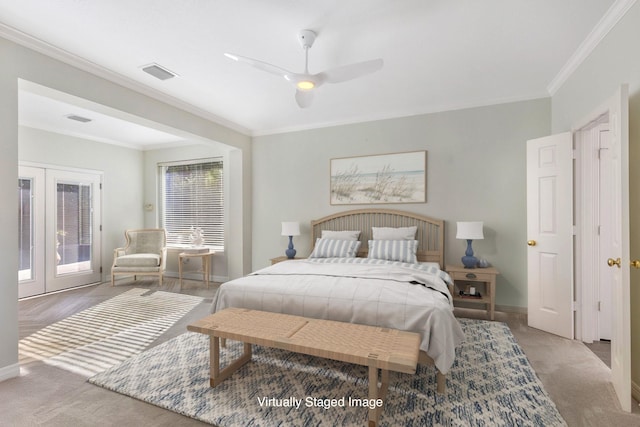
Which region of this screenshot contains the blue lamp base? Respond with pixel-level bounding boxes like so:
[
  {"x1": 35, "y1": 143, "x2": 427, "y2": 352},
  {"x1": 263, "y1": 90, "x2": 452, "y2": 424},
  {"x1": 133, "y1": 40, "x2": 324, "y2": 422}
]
[
  {"x1": 461, "y1": 239, "x2": 478, "y2": 268},
  {"x1": 285, "y1": 236, "x2": 296, "y2": 259}
]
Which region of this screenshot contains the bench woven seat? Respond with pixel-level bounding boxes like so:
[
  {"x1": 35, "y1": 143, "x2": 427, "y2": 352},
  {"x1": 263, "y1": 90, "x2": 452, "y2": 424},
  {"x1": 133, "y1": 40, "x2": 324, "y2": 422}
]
[{"x1": 188, "y1": 307, "x2": 420, "y2": 427}]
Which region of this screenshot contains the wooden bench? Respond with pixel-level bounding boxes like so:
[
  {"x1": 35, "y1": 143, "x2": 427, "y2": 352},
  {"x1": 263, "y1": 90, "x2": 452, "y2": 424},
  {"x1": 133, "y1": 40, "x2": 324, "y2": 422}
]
[{"x1": 187, "y1": 307, "x2": 421, "y2": 427}]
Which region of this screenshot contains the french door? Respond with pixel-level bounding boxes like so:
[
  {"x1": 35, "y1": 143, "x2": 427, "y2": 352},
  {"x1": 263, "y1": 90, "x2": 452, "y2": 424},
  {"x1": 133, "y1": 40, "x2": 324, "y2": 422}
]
[{"x1": 18, "y1": 165, "x2": 102, "y2": 298}]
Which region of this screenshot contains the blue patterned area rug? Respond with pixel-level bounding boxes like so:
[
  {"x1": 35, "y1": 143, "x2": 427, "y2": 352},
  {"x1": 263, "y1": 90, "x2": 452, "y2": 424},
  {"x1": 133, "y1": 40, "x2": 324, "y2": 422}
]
[{"x1": 88, "y1": 318, "x2": 566, "y2": 426}]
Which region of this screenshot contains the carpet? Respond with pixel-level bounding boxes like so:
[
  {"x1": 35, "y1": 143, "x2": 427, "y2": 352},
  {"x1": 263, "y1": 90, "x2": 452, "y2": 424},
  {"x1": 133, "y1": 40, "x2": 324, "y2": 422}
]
[
  {"x1": 88, "y1": 318, "x2": 566, "y2": 426},
  {"x1": 19, "y1": 288, "x2": 203, "y2": 377}
]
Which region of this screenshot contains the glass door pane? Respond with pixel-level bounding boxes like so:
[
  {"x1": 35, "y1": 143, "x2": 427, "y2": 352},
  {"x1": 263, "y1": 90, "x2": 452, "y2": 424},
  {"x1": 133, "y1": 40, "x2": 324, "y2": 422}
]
[
  {"x1": 56, "y1": 181, "x2": 93, "y2": 276},
  {"x1": 18, "y1": 178, "x2": 33, "y2": 281}
]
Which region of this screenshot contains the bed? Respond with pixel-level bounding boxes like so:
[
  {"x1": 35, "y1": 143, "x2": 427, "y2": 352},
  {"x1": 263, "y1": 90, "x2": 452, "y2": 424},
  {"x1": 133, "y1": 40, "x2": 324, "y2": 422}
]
[{"x1": 211, "y1": 209, "x2": 464, "y2": 391}]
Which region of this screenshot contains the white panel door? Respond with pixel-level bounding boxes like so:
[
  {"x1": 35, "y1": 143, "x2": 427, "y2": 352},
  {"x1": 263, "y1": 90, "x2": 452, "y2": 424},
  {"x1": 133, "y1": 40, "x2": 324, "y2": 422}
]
[
  {"x1": 526, "y1": 132, "x2": 574, "y2": 339},
  {"x1": 605, "y1": 85, "x2": 631, "y2": 412}
]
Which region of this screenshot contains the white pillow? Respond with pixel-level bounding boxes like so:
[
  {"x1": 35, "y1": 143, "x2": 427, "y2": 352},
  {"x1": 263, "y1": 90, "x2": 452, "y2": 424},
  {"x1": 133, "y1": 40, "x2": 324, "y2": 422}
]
[
  {"x1": 321, "y1": 230, "x2": 361, "y2": 241},
  {"x1": 367, "y1": 239, "x2": 418, "y2": 263},
  {"x1": 309, "y1": 238, "x2": 361, "y2": 258},
  {"x1": 372, "y1": 226, "x2": 417, "y2": 240}
]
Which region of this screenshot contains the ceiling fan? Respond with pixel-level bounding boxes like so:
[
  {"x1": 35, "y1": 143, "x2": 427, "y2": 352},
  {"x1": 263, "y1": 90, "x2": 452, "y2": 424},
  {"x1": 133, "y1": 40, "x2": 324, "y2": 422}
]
[{"x1": 224, "y1": 30, "x2": 383, "y2": 108}]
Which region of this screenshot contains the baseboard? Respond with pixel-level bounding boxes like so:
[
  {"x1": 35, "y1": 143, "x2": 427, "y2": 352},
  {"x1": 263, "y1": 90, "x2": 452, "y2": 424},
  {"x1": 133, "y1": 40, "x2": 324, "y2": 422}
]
[
  {"x1": 0, "y1": 363, "x2": 20, "y2": 383},
  {"x1": 495, "y1": 304, "x2": 527, "y2": 315},
  {"x1": 107, "y1": 272, "x2": 228, "y2": 285},
  {"x1": 633, "y1": 380, "x2": 640, "y2": 403},
  {"x1": 164, "y1": 271, "x2": 228, "y2": 284}
]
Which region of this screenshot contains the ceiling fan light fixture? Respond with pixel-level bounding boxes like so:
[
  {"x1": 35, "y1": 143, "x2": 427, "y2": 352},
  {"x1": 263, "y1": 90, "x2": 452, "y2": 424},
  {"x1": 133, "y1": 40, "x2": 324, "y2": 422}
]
[
  {"x1": 296, "y1": 80, "x2": 315, "y2": 90},
  {"x1": 225, "y1": 29, "x2": 383, "y2": 108}
]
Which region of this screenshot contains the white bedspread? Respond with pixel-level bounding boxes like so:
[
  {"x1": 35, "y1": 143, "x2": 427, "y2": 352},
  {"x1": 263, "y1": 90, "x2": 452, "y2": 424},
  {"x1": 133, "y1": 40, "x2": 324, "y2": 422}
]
[{"x1": 211, "y1": 258, "x2": 465, "y2": 374}]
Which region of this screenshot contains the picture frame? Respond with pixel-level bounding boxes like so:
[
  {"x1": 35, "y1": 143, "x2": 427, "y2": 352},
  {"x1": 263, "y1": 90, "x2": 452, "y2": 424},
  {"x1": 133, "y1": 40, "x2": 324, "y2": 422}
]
[{"x1": 330, "y1": 150, "x2": 427, "y2": 205}]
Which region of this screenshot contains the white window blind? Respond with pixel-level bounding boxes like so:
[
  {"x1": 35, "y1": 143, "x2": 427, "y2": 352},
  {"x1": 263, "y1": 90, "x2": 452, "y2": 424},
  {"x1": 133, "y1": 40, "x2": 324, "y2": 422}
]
[{"x1": 159, "y1": 158, "x2": 224, "y2": 249}]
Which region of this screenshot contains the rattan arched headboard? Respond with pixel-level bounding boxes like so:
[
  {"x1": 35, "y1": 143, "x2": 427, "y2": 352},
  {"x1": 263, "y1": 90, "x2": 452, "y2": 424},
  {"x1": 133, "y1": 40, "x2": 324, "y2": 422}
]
[{"x1": 310, "y1": 209, "x2": 444, "y2": 267}]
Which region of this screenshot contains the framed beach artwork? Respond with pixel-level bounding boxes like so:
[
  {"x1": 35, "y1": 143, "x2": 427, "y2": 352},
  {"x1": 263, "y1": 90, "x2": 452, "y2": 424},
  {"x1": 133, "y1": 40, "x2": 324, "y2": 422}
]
[{"x1": 330, "y1": 150, "x2": 427, "y2": 205}]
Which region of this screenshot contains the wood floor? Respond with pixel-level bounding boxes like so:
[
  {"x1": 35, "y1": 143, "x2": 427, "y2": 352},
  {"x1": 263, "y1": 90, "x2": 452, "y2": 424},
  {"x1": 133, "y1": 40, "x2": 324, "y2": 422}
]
[
  {"x1": 2, "y1": 279, "x2": 639, "y2": 426},
  {"x1": 17, "y1": 277, "x2": 218, "y2": 340}
]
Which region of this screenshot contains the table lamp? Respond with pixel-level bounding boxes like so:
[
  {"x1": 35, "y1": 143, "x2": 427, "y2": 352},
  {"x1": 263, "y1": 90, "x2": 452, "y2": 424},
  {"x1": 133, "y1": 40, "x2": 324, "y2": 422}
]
[
  {"x1": 281, "y1": 221, "x2": 300, "y2": 259},
  {"x1": 456, "y1": 221, "x2": 484, "y2": 268}
]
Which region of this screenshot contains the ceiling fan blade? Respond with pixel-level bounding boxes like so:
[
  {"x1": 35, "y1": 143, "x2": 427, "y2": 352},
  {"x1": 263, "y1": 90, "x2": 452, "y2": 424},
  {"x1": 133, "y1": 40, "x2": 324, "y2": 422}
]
[
  {"x1": 224, "y1": 53, "x2": 294, "y2": 78},
  {"x1": 295, "y1": 89, "x2": 314, "y2": 108},
  {"x1": 320, "y1": 58, "x2": 384, "y2": 84}
]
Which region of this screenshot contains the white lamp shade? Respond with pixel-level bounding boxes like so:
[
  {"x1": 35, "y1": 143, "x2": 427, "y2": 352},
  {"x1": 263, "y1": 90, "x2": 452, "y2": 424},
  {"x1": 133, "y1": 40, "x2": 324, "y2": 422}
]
[
  {"x1": 456, "y1": 221, "x2": 484, "y2": 240},
  {"x1": 281, "y1": 221, "x2": 300, "y2": 236}
]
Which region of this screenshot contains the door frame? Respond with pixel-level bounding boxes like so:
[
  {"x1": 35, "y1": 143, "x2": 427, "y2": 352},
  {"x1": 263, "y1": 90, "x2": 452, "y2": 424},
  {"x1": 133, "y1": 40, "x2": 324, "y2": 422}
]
[
  {"x1": 571, "y1": 85, "x2": 631, "y2": 411},
  {"x1": 45, "y1": 168, "x2": 103, "y2": 292},
  {"x1": 18, "y1": 166, "x2": 46, "y2": 299}
]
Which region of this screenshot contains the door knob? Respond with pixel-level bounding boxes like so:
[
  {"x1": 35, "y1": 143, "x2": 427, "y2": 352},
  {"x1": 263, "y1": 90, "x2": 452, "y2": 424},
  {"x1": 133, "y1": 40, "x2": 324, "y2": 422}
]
[
  {"x1": 631, "y1": 260, "x2": 640, "y2": 269},
  {"x1": 527, "y1": 240, "x2": 536, "y2": 246},
  {"x1": 607, "y1": 258, "x2": 621, "y2": 268}
]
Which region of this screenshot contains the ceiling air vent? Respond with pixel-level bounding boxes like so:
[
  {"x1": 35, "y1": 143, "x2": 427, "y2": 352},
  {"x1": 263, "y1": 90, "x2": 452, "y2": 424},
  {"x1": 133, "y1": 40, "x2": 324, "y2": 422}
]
[
  {"x1": 65, "y1": 114, "x2": 92, "y2": 123},
  {"x1": 141, "y1": 63, "x2": 177, "y2": 81}
]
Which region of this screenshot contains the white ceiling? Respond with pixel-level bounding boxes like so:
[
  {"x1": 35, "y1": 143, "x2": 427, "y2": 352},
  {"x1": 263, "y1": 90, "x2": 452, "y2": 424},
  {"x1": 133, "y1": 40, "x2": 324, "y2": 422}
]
[
  {"x1": 0, "y1": 0, "x2": 628, "y2": 146},
  {"x1": 18, "y1": 89, "x2": 187, "y2": 150}
]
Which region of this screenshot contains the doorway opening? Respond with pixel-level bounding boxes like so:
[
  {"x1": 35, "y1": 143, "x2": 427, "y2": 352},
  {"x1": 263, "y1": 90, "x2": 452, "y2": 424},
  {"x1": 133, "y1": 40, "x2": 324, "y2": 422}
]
[
  {"x1": 574, "y1": 113, "x2": 612, "y2": 345},
  {"x1": 528, "y1": 85, "x2": 631, "y2": 411}
]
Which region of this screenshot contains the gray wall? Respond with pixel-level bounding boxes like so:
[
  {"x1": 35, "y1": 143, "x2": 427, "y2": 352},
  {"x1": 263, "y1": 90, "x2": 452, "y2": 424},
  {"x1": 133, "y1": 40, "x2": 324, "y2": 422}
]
[
  {"x1": 550, "y1": 0, "x2": 640, "y2": 403},
  {"x1": 252, "y1": 98, "x2": 551, "y2": 309},
  {"x1": 0, "y1": 36, "x2": 20, "y2": 382}
]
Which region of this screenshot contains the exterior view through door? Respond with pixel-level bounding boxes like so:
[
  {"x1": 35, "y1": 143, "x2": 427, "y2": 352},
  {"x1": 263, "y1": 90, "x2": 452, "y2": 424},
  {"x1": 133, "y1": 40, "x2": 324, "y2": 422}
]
[{"x1": 18, "y1": 165, "x2": 102, "y2": 299}]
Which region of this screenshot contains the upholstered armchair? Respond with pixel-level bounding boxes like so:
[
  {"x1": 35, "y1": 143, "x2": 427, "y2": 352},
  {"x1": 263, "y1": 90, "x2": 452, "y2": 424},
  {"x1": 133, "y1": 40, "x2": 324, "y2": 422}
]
[{"x1": 111, "y1": 229, "x2": 167, "y2": 286}]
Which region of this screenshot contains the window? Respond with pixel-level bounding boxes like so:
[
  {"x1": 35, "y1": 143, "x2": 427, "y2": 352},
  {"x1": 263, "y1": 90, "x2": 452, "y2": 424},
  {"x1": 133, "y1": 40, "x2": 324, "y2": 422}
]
[{"x1": 159, "y1": 158, "x2": 224, "y2": 249}]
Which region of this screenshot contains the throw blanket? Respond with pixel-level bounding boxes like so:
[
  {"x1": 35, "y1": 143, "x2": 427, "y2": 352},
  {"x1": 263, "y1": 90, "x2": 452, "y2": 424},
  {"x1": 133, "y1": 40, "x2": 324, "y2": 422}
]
[{"x1": 212, "y1": 258, "x2": 464, "y2": 373}]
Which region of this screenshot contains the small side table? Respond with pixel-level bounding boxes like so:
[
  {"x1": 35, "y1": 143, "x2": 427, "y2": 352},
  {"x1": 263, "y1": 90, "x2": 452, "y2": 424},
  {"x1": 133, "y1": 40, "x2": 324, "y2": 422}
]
[
  {"x1": 179, "y1": 250, "x2": 215, "y2": 289},
  {"x1": 446, "y1": 265, "x2": 499, "y2": 320}
]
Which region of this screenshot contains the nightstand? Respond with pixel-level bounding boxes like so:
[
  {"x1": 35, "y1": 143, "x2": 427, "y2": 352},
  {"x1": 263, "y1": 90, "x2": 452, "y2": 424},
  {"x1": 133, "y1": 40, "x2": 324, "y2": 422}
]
[
  {"x1": 270, "y1": 256, "x2": 302, "y2": 265},
  {"x1": 445, "y1": 265, "x2": 499, "y2": 320}
]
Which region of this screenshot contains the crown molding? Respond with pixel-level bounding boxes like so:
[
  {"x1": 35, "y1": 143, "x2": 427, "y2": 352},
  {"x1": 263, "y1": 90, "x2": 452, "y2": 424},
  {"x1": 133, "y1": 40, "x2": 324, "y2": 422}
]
[
  {"x1": 547, "y1": 0, "x2": 638, "y2": 95},
  {"x1": 0, "y1": 23, "x2": 251, "y2": 137}
]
